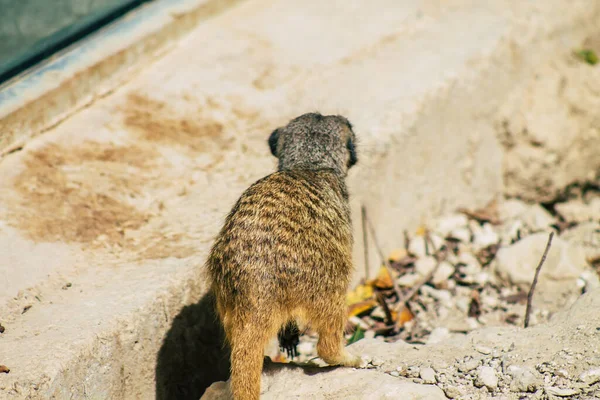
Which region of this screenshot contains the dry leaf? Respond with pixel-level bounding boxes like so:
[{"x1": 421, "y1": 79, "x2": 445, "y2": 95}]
[
  {"x1": 272, "y1": 353, "x2": 287, "y2": 363},
  {"x1": 458, "y1": 199, "x2": 501, "y2": 225},
  {"x1": 346, "y1": 284, "x2": 374, "y2": 305},
  {"x1": 0, "y1": 365, "x2": 9, "y2": 374},
  {"x1": 468, "y1": 290, "x2": 482, "y2": 318},
  {"x1": 396, "y1": 307, "x2": 414, "y2": 326},
  {"x1": 348, "y1": 299, "x2": 378, "y2": 317},
  {"x1": 371, "y1": 266, "x2": 394, "y2": 290}
]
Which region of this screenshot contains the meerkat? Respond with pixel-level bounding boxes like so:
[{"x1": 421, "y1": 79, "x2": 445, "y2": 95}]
[{"x1": 206, "y1": 112, "x2": 362, "y2": 400}]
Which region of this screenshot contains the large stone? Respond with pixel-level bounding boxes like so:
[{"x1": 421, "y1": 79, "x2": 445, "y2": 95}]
[
  {"x1": 561, "y1": 221, "x2": 600, "y2": 261},
  {"x1": 493, "y1": 232, "x2": 588, "y2": 310},
  {"x1": 494, "y1": 233, "x2": 587, "y2": 287},
  {"x1": 555, "y1": 198, "x2": 600, "y2": 223}
]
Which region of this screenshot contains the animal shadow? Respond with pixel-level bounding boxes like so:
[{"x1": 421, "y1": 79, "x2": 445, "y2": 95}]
[{"x1": 155, "y1": 291, "x2": 230, "y2": 400}]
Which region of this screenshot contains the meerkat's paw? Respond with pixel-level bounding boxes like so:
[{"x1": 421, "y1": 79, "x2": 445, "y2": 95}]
[
  {"x1": 337, "y1": 351, "x2": 365, "y2": 368},
  {"x1": 357, "y1": 355, "x2": 372, "y2": 369}
]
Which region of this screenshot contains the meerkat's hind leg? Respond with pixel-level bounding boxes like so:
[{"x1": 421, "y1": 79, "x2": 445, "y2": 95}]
[
  {"x1": 227, "y1": 312, "x2": 280, "y2": 400},
  {"x1": 310, "y1": 306, "x2": 362, "y2": 368}
]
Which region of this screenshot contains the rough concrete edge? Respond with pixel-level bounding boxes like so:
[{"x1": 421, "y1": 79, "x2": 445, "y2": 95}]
[{"x1": 0, "y1": 0, "x2": 244, "y2": 158}]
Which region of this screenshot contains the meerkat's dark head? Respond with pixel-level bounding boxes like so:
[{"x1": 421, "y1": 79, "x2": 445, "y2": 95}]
[{"x1": 268, "y1": 112, "x2": 357, "y2": 175}]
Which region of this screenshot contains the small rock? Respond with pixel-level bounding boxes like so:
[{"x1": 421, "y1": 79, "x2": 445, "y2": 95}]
[
  {"x1": 473, "y1": 223, "x2": 499, "y2": 249},
  {"x1": 408, "y1": 236, "x2": 428, "y2": 258},
  {"x1": 420, "y1": 367, "x2": 436, "y2": 384},
  {"x1": 389, "y1": 370, "x2": 400, "y2": 377},
  {"x1": 475, "y1": 346, "x2": 492, "y2": 355},
  {"x1": 427, "y1": 327, "x2": 451, "y2": 345},
  {"x1": 579, "y1": 270, "x2": 600, "y2": 291},
  {"x1": 435, "y1": 214, "x2": 469, "y2": 237},
  {"x1": 443, "y1": 386, "x2": 463, "y2": 399},
  {"x1": 494, "y1": 233, "x2": 586, "y2": 288},
  {"x1": 420, "y1": 286, "x2": 452, "y2": 303},
  {"x1": 458, "y1": 358, "x2": 481, "y2": 373},
  {"x1": 397, "y1": 273, "x2": 420, "y2": 287},
  {"x1": 561, "y1": 222, "x2": 600, "y2": 260},
  {"x1": 555, "y1": 198, "x2": 600, "y2": 223},
  {"x1": 432, "y1": 261, "x2": 455, "y2": 285},
  {"x1": 449, "y1": 227, "x2": 471, "y2": 243},
  {"x1": 520, "y1": 204, "x2": 555, "y2": 232},
  {"x1": 457, "y1": 253, "x2": 482, "y2": 275},
  {"x1": 498, "y1": 199, "x2": 529, "y2": 221},
  {"x1": 507, "y1": 365, "x2": 541, "y2": 393},
  {"x1": 415, "y1": 256, "x2": 437, "y2": 277},
  {"x1": 475, "y1": 366, "x2": 498, "y2": 390},
  {"x1": 545, "y1": 386, "x2": 580, "y2": 397},
  {"x1": 407, "y1": 366, "x2": 421, "y2": 378},
  {"x1": 500, "y1": 219, "x2": 524, "y2": 245},
  {"x1": 579, "y1": 368, "x2": 600, "y2": 385}
]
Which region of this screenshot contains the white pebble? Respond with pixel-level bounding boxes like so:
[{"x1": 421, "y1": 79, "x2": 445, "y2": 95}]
[
  {"x1": 449, "y1": 227, "x2": 471, "y2": 243},
  {"x1": 415, "y1": 256, "x2": 437, "y2": 276},
  {"x1": 475, "y1": 366, "x2": 498, "y2": 390},
  {"x1": 435, "y1": 214, "x2": 469, "y2": 236},
  {"x1": 419, "y1": 367, "x2": 436, "y2": 384},
  {"x1": 408, "y1": 236, "x2": 427, "y2": 258},
  {"x1": 458, "y1": 358, "x2": 481, "y2": 373},
  {"x1": 432, "y1": 261, "x2": 455, "y2": 285},
  {"x1": 473, "y1": 223, "x2": 499, "y2": 249},
  {"x1": 397, "y1": 273, "x2": 420, "y2": 287}
]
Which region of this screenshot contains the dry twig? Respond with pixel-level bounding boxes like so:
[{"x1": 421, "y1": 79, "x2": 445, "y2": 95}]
[
  {"x1": 376, "y1": 291, "x2": 394, "y2": 326},
  {"x1": 524, "y1": 232, "x2": 554, "y2": 328},
  {"x1": 363, "y1": 208, "x2": 404, "y2": 307},
  {"x1": 361, "y1": 205, "x2": 370, "y2": 280}
]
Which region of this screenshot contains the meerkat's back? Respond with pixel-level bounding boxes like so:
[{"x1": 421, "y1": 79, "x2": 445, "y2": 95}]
[{"x1": 206, "y1": 113, "x2": 361, "y2": 400}]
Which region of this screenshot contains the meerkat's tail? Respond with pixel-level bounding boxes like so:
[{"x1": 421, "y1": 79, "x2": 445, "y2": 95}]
[{"x1": 277, "y1": 320, "x2": 300, "y2": 359}]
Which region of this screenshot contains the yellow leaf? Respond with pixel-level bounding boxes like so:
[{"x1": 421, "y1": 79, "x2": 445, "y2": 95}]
[
  {"x1": 346, "y1": 284, "x2": 374, "y2": 305},
  {"x1": 348, "y1": 299, "x2": 378, "y2": 317},
  {"x1": 396, "y1": 308, "x2": 414, "y2": 326},
  {"x1": 371, "y1": 266, "x2": 394, "y2": 290}
]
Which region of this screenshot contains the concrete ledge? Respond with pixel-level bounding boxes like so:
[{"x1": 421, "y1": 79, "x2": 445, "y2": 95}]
[
  {"x1": 0, "y1": 0, "x2": 599, "y2": 398},
  {"x1": 0, "y1": 0, "x2": 244, "y2": 157}
]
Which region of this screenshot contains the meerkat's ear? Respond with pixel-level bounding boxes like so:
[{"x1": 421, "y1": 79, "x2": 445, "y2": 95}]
[
  {"x1": 347, "y1": 136, "x2": 357, "y2": 168},
  {"x1": 268, "y1": 128, "x2": 281, "y2": 157}
]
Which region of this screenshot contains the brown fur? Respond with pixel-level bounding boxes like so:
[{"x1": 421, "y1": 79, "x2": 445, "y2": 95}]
[{"x1": 206, "y1": 112, "x2": 360, "y2": 400}]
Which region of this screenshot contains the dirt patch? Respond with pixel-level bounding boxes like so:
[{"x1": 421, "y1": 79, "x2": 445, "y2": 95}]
[
  {"x1": 123, "y1": 93, "x2": 230, "y2": 152},
  {"x1": 8, "y1": 142, "x2": 154, "y2": 246}
]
